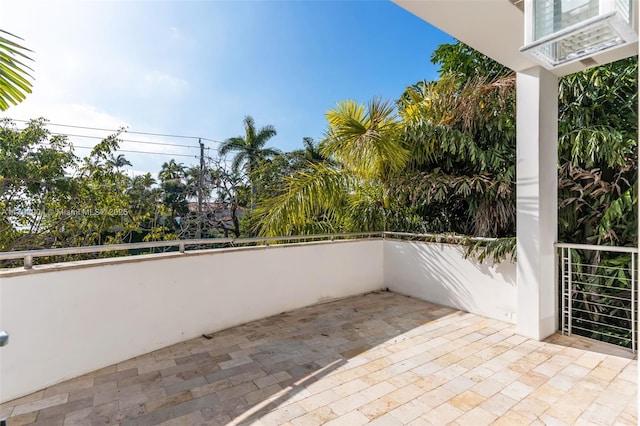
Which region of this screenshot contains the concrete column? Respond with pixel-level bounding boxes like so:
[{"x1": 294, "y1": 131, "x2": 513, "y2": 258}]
[{"x1": 516, "y1": 66, "x2": 558, "y2": 340}]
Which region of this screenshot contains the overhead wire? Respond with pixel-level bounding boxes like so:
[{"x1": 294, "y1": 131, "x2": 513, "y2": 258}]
[
  {"x1": 5, "y1": 118, "x2": 224, "y2": 144},
  {"x1": 48, "y1": 132, "x2": 202, "y2": 149},
  {"x1": 35, "y1": 141, "x2": 200, "y2": 158},
  {"x1": 4, "y1": 118, "x2": 236, "y2": 176},
  {"x1": 72, "y1": 146, "x2": 200, "y2": 158}
]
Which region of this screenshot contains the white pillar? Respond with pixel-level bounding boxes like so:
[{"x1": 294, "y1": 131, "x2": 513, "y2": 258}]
[{"x1": 516, "y1": 66, "x2": 558, "y2": 340}]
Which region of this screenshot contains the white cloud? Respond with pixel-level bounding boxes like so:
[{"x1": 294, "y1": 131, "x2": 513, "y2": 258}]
[
  {"x1": 169, "y1": 26, "x2": 181, "y2": 40},
  {"x1": 142, "y1": 71, "x2": 189, "y2": 96}
]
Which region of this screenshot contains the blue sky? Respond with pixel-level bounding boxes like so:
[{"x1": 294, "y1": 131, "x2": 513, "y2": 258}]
[{"x1": 0, "y1": 0, "x2": 452, "y2": 174}]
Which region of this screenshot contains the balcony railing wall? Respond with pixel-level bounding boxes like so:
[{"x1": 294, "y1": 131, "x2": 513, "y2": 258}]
[
  {"x1": 0, "y1": 235, "x2": 516, "y2": 403},
  {"x1": 385, "y1": 239, "x2": 517, "y2": 324}
]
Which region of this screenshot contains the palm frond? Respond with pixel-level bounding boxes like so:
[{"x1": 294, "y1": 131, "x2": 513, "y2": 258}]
[
  {"x1": 257, "y1": 164, "x2": 355, "y2": 237},
  {"x1": 0, "y1": 30, "x2": 34, "y2": 111},
  {"x1": 323, "y1": 98, "x2": 408, "y2": 179}
]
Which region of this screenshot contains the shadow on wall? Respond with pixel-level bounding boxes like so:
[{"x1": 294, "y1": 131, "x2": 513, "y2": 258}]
[{"x1": 384, "y1": 240, "x2": 517, "y2": 323}]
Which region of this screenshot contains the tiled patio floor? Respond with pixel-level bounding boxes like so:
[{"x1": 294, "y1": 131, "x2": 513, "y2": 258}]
[{"x1": 1, "y1": 292, "x2": 637, "y2": 426}]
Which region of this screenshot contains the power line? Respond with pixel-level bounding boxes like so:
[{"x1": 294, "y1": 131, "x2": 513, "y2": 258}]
[
  {"x1": 80, "y1": 147, "x2": 199, "y2": 158},
  {"x1": 36, "y1": 142, "x2": 199, "y2": 158},
  {"x1": 4, "y1": 118, "x2": 225, "y2": 145},
  {"x1": 48, "y1": 131, "x2": 204, "y2": 149}
]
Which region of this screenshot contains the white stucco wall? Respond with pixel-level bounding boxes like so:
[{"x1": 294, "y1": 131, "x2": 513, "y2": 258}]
[
  {"x1": 0, "y1": 240, "x2": 383, "y2": 403},
  {"x1": 383, "y1": 240, "x2": 517, "y2": 324},
  {"x1": 0, "y1": 238, "x2": 518, "y2": 403}
]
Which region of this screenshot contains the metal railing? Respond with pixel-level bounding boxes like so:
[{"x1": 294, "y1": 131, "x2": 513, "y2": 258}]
[
  {"x1": 556, "y1": 242, "x2": 638, "y2": 353},
  {"x1": 0, "y1": 231, "x2": 500, "y2": 270},
  {"x1": 0, "y1": 232, "x2": 386, "y2": 269}
]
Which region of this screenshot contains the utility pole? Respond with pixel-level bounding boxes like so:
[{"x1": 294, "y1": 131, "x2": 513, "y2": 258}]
[{"x1": 197, "y1": 138, "x2": 205, "y2": 239}]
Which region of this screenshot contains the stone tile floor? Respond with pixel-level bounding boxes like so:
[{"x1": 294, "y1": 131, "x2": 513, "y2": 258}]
[{"x1": 1, "y1": 291, "x2": 636, "y2": 426}]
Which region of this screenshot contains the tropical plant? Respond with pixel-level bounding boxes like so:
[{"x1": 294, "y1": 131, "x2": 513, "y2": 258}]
[
  {"x1": 158, "y1": 160, "x2": 188, "y2": 230},
  {"x1": 158, "y1": 159, "x2": 186, "y2": 182},
  {"x1": 301, "y1": 137, "x2": 329, "y2": 164},
  {"x1": 0, "y1": 30, "x2": 33, "y2": 111},
  {"x1": 397, "y1": 71, "x2": 517, "y2": 238},
  {"x1": 107, "y1": 153, "x2": 132, "y2": 172},
  {"x1": 210, "y1": 162, "x2": 248, "y2": 238},
  {"x1": 556, "y1": 57, "x2": 637, "y2": 348},
  {"x1": 219, "y1": 116, "x2": 280, "y2": 208},
  {"x1": 430, "y1": 41, "x2": 511, "y2": 81},
  {"x1": 126, "y1": 173, "x2": 163, "y2": 243},
  {"x1": 257, "y1": 98, "x2": 409, "y2": 236},
  {"x1": 0, "y1": 118, "x2": 76, "y2": 252},
  {"x1": 558, "y1": 57, "x2": 637, "y2": 247},
  {"x1": 219, "y1": 116, "x2": 280, "y2": 175}
]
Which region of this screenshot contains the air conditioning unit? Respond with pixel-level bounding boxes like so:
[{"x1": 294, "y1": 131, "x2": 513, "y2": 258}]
[{"x1": 520, "y1": 0, "x2": 637, "y2": 68}]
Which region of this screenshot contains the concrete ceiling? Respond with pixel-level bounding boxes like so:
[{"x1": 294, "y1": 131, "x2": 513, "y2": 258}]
[{"x1": 393, "y1": 0, "x2": 638, "y2": 77}]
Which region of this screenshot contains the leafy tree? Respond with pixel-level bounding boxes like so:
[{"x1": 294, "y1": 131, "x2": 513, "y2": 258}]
[
  {"x1": 219, "y1": 116, "x2": 280, "y2": 175},
  {"x1": 0, "y1": 119, "x2": 147, "y2": 254},
  {"x1": 430, "y1": 41, "x2": 511, "y2": 81},
  {"x1": 300, "y1": 137, "x2": 330, "y2": 165},
  {"x1": 556, "y1": 57, "x2": 637, "y2": 348},
  {"x1": 107, "y1": 153, "x2": 132, "y2": 172},
  {"x1": 219, "y1": 116, "x2": 280, "y2": 208},
  {"x1": 158, "y1": 160, "x2": 188, "y2": 232},
  {"x1": 558, "y1": 57, "x2": 637, "y2": 247},
  {"x1": 126, "y1": 173, "x2": 163, "y2": 242},
  {"x1": 209, "y1": 162, "x2": 249, "y2": 238},
  {"x1": 0, "y1": 30, "x2": 33, "y2": 110},
  {"x1": 0, "y1": 118, "x2": 76, "y2": 251},
  {"x1": 398, "y1": 53, "x2": 516, "y2": 238},
  {"x1": 257, "y1": 98, "x2": 410, "y2": 236},
  {"x1": 159, "y1": 159, "x2": 186, "y2": 182}
]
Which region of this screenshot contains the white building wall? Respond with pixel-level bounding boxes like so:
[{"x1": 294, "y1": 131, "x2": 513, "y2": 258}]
[
  {"x1": 0, "y1": 238, "x2": 517, "y2": 403},
  {"x1": 383, "y1": 240, "x2": 517, "y2": 324},
  {"x1": 0, "y1": 240, "x2": 383, "y2": 403}
]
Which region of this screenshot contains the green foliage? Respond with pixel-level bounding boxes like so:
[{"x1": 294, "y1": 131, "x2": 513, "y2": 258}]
[
  {"x1": 256, "y1": 98, "x2": 409, "y2": 236},
  {"x1": 0, "y1": 119, "x2": 181, "y2": 256},
  {"x1": 466, "y1": 237, "x2": 516, "y2": 263},
  {"x1": 219, "y1": 116, "x2": 279, "y2": 175},
  {"x1": 323, "y1": 98, "x2": 407, "y2": 180},
  {"x1": 556, "y1": 57, "x2": 637, "y2": 349},
  {"x1": 558, "y1": 57, "x2": 638, "y2": 247},
  {"x1": 158, "y1": 159, "x2": 188, "y2": 231},
  {"x1": 398, "y1": 63, "x2": 516, "y2": 238},
  {"x1": 430, "y1": 41, "x2": 511, "y2": 81},
  {"x1": 0, "y1": 118, "x2": 77, "y2": 250},
  {"x1": 219, "y1": 115, "x2": 280, "y2": 210},
  {"x1": 566, "y1": 248, "x2": 636, "y2": 348},
  {"x1": 0, "y1": 30, "x2": 33, "y2": 111}
]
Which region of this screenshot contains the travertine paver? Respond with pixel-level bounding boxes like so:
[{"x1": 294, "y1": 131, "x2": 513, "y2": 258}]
[{"x1": 0, "y1": 292, "x2": 636, "y2": 425}]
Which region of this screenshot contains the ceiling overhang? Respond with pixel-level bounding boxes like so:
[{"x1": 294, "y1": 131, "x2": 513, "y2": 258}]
[{"x1": 392, "y1": 0, "x2": 638, "y2": 77}]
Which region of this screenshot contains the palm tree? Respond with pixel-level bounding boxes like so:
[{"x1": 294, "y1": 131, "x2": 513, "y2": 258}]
[
  {"x1": 158, "y1": 159, "x2": 185, "y2": 182},
  {"x1": 257, "y1": 98, "x2": 408, "y2": 236},
  {"x1": 106, "y1": 154, "x2": 132, "y2": 172},
  {"x1": 219, "y1": 116, "x2": 280, "y2": 175},
  {"x1": 158, "y1": 160, "x2": 188, "y2": 230},
  {"x1": 219, "y1": 115, "x2": 280, "y2": 207},
  {"x1": 0, "y1": 30, "x2": 33, "y2": 111},
  {"x1": 301, "y1": 137, "x2": 326, "y2": 164}
]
